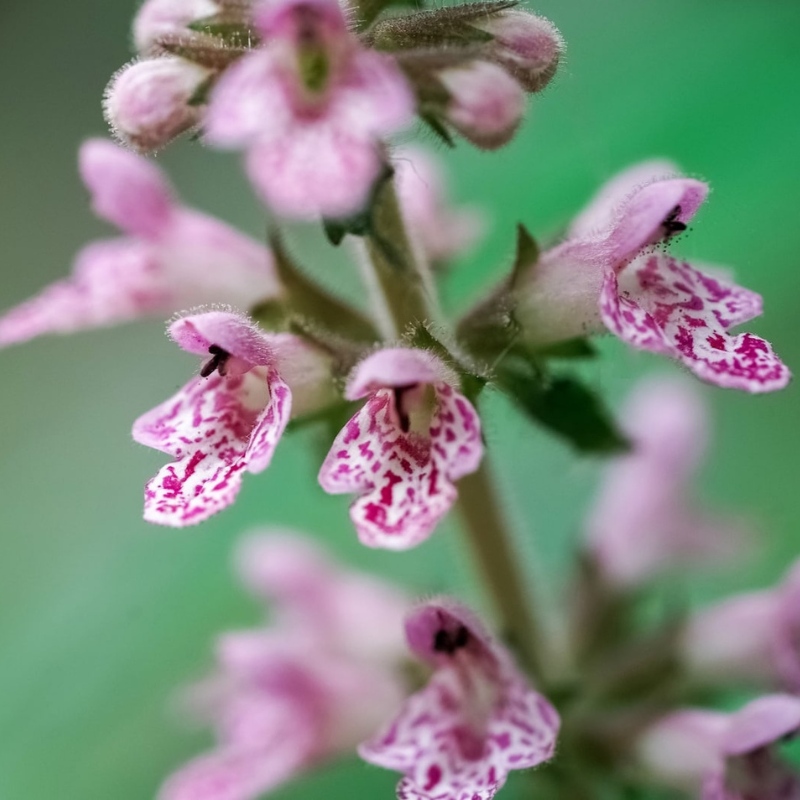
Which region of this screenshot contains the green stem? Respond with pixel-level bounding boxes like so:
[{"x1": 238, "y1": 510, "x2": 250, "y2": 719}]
[
  {"x1": 456, "y1": 464, "x2": 549, "y2": 684},
  {"x1": 360, "y1": 171, "x2": 548, "y2": 683},
  {"x1": 363, "y1": 174, "x2": 436, "y2": 335}
]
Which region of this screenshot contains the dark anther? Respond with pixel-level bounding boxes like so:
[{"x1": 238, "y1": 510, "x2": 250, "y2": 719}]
[
  {"x1": 200, "y1": 345, "x2": 230, "y2": 378},
  {"x1": 433, "y1": 625, "x2": 470, "y2": 655},
  {"x1": 393, "y1": 386, "x2": 414, "y2": 433},
  {"x1": 662, "y1": 205, "x2": 687, "y2": 237}
]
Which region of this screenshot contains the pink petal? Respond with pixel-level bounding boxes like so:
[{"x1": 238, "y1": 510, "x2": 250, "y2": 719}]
[
  {"x1": 134, "y1": 0, "x2": 219, "y2": 54},
  {"x1": 79, "y1": 138, "x2": 175, "y2": 237},
  {"x1": 318, "y1": 385, "x2": 481, "y2": 550},
  {"x1": 334, "y1": 48, "x2": 415, "y2": 137},
  {"x1": 724, "y1": 695, "x2": 800, "y2": 757},
  {"x1": 169, "y1": 311, "x2": 276, "y2": 368},
  {"x1": 205, "y1": 50, "x2": 293, "y2": 146},
  {"x1": 586, "y1": 377, "x2": 746, "y2": 587},
  {"x1": 133, "y1": 369, "x2": 291, "y2": 527},
  {"x1": 600, "y1": 255, "x2": 790, "y2": 392},
  {"x1": 166, "y1": 209, "x2": 280, "y2": 305},
  {"x1": 346, "y1": 348, "x2": 456, "y2": 400},
  {"x1": 245, "y1": 125, "x2": 383, "y2": 218},
  {"x1": 0, "y1": 239, "x2": 170, "y2": 348},
  {"x1": 158, "y1": 743, "x2": 309, "y2": 800}
]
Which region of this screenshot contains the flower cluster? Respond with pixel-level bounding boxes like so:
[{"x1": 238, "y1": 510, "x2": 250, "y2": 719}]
[{"x1": 0, "y1": 0, "x2": 795, "y2": 798}]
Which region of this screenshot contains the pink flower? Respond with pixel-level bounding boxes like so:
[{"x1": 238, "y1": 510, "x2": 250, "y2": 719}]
[
  {"x1": 0, "y1": 140, "x2": 278, "y2": 349},
  {"x1": 104, "y1": 57, "x2": 211, "y2": 151},
  {"x1": 516, "y1": 161, "x2": 790, "y2": 393},
  {"x1": 638, "y1": 695, "x2": 800, "y2": 800},
  {"x1": 472, "y1": 10, "x2": 564, "y2": 93},
  {"x1": 682, "y1": 557, "x2": 800, "y2": 691},
  {"x1": 394, "y1": 146, "x2": 485, "y2": 266},
  {"x1": 318, "y1": 348, "x2": 483, "y2": 550},
  {"x1": 585, "y1": 376, "x2": 745, "y2": 588},
  {"x1": 133, "y1": 311, "x2": 333, "y2": 527},
  {"x1": 360, "y1": 599, "x2": 560, "y2": 800},
  {"x1": 204, "y1": 0, "x2": 414, "y2": 218},
  {"x1": 437, "y1": 61, "x2": 525, "y2": 151},
  {"x1": 159, "y1": 531, "x2": 409, "y2": 800}
]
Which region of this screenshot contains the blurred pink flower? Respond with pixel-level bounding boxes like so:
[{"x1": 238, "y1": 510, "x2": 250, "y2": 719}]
[
  {"x1": 585, "y1": 376, "x2": 745, "y2": 588},
  {"x1": 638, "y1": 695, "x2": 800, "y2": 800},
  {"x1": 360, "y1": 599, "x2": 560, "y2": 800},
  {"x1": 104, "y1": 57, "x2": 211, "y2": 151},
  {"x1": 159, "y1": 531, "x2": 409, "y2": 800},
  {"x1": 133, "y1": 311, "x2": 332, "y2": 527},
  {"x1": 205, "y1": 0, "x2": 414, "y2": 218},
  {"x1": 437, "y1": 60, "x2": 525, "y2": 151},
  {"x1": 682, "y1": 557, "x2": 800, "y2": 691},
  {"x1": 394, "y1": 147, "x2": 485, "y2": 266},
  {"x1": 0, "y1": 140, "x2": 278, "y2": 348},
  {"x1": 318, "y1": 348, "x2": 483, "y2": 550},
  {"x1": 517, "y1": 161, "x2": 789, "y2": 392}
]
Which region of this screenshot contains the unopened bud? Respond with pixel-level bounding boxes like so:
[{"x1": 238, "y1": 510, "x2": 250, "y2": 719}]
[
  {"x1": 438, "y1": 61, "x2": 525, "y2": 150},
  {"x1": 473, "y1": 11, "x2": 563, "y2": 93},
  {"x1": 133, "y1": 0, "x2": 219, "y2": 54},
  {"x1": 104, "y1": 57, "x2": 212, "y2": 152}
]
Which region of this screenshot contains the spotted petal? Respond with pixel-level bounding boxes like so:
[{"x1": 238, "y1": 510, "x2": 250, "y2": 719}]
[
  {"x1": 360, "y1": 629, "x2": 558, "y2": 800},
  {"x1": 318, "y1": 385, "x2": 482, "y2": 550},
  {"x1": 600, "y1": 254, "x2": 790, "y2": 393},
  {"x1": 133, "y1": 369, "x2": 291, "y2": 527}
]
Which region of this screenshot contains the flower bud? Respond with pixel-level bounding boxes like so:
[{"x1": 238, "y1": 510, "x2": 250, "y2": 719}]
[
  {"x1": 473, "y1": 10, "x2": 563, "y2": 93},
  {"x1": 104, "y1": 57, "x2": 212, "y2": 152},
  {"x1": 438, "y1": 60, "x2": 525, "y2": 150},
  {"x1": 133, "y1": 0, "x2": 219, "y2": 54}
]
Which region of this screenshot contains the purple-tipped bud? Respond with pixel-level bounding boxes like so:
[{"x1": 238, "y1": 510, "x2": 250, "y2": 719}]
[
  {"x1": 474, "y1": 10, "x2": 563, "y2": 93},
  {"x1": 133, "y1": 0, "x2": 219, "y2": 54},
  {"x1": 439, "y1": 60, "x2": 525, "y2": 150},
  {"x1": 104, "y1": 57, "x2": 211, "y2": 152}
]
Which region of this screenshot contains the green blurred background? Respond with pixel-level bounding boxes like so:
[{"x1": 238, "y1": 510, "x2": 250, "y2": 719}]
[{"x1": 1, "y1": 1, "x2": 799, "y2": 797}]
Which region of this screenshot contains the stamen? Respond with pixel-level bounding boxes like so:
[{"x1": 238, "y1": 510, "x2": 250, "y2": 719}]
[
  {"x1": 662, "y1": 204, "x2": 687, "y2": 238},
  {"x1": 433, "y1": 625, "x2": 471, "y2": 655},
  {"x1": 393, "y1": 386, "x2": 414, "y2": 433},
  {"x1": 200, "y1": 344, "x2": 231, "y2": 378}
]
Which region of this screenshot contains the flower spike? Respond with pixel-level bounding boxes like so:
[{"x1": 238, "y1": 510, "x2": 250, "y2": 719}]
[
  {"x1": 318, "y1": 348, "x2": 483, "y2": 550},
  {"x1": 360, "y1": 599, "x2": 560, "y2": 800}
]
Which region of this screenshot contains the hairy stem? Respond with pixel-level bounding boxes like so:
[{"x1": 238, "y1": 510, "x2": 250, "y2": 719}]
[
  {"x1": 363, "y1": 174, "x2": 437, "y2": 335},
  {"x1": 456, "y1": 464, "x2": 549, "y2": 684},
  {"x1": 361, "y1": 170, "x2": 548, "y2": 681}
]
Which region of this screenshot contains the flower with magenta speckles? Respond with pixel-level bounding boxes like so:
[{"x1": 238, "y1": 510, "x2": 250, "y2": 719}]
[
  {"x1": 318, "y1": 347, "x2": 483, "y2": 550},
  {"x1": 360, "y1": 599, "x2": 560, "y2": 800},
  {"x1": 516, "y1": 161, "x2": 790, "y2": 393},
  {"x1": 133, "y1": 311, "x2": 334, "y2": 527}
]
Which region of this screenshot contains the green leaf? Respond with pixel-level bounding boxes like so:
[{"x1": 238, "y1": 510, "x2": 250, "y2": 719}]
[
  {"x1": 496, "y1": 362, "x2": 629, "y2": 454},
  {"x1": 509, "y1": 223, "x2": 539, "y2": 288},
  {"x1": 418, "y1": 111, "x2": 456, "y2": 148}
]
